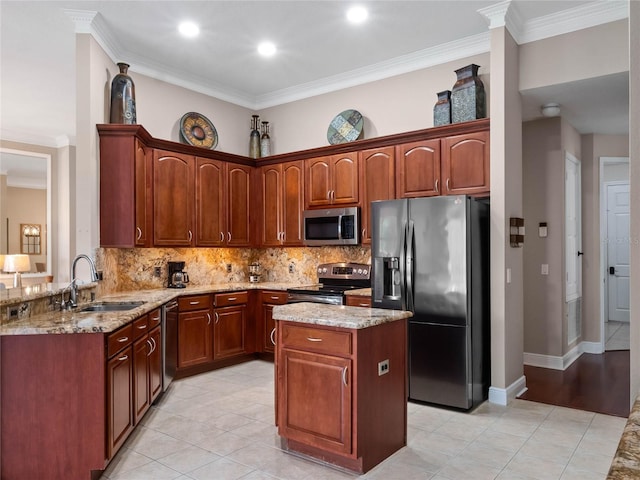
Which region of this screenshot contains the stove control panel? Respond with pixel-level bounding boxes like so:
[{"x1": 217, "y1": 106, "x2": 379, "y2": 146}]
[{"x1": 317, "y1": 262, "x2": 370, "y2": 280}]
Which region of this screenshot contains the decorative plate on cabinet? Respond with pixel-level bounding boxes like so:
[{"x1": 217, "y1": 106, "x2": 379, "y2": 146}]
[
  {"x1": 179, "y1": 112, "x2": 218, "y2": 149},
  {"x1": 327, "y1": 109, "x2": 364, "y2": 144}
]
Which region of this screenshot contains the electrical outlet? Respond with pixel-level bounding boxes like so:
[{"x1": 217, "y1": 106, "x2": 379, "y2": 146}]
[
  {"x1": 153, "y1": 266, "x2": 162, "y2": 277},
  {"x1": 378, "y1": 359, "x2": 390, "y2": 376},
  {"x1": 289, "y1": 263, "x2": 294, "y2": 273},
  {"x1": 227, "y1": 264, "x2": 232, "y2": 273}
]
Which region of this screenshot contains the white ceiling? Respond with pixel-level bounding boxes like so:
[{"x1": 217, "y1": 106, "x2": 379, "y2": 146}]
[{"x1": 0, "y1": 0, "x2": 630, "y2": 154}]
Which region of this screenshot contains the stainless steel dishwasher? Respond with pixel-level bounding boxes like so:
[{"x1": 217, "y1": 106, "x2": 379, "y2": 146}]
[{"x1": 162, "y1": 300, "x2": 179, "y2": 392}]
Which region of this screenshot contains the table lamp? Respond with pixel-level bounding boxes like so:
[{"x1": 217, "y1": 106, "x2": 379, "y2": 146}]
[{"x1": 4, "y1": 254, "x2": 31, "y2": 288}]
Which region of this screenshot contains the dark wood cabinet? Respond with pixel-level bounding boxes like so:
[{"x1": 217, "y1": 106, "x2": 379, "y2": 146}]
[
  {"x1": 148, "y1": 325, "x2": 163, "y2": 400},
  {"x1": 395, "y1": 139, "x2": 441, "y2": 198},
  {"x1": 213, "y1": 291, "x2": 249, "y2": 360},
  {"x1": 259, "y1": 290, "x2": 288, "y2": 353},
  {"x1": 226, "y1": 164, "x2": 252, "y2": 246},
  {"x1": 178, "y1": 294, "x2": 213, "y2": 368},
  {"x1": 441, "y1": 131, "x2": 490, "y2": 195},
  {"x1": 100, "y1": 134, "x2": 152, "y2": 247},
  {"x1": 153, "y1": 149, "x2": 195, "y2": 246},
  {"x1": 344, "y1": 295, "x2": 372, "y2": 307},
  {"x1": 305, "y1": 153, "x2": 358, "y2": 208},
  {"x1": 195, "y1": 158, "x2": 226, "y2": 246},
  {"x1": 276, "y1": 318, "x2": 407, "y2": 473},
  {"x1": 133, "y1": 330, "x2": 151, "y2": 423},
  {"x1": 359, "y1": 146, "x2": 395, "y2": 244},
  {"x1": 132, "y1": 311, "x2": 163, "y2": 425},
  {"x1": 106, "y1": 324, "x2": 134, "y2": 459},
  {"x1": 260, "y1": 161, "x2": 304, "y2": 246}
]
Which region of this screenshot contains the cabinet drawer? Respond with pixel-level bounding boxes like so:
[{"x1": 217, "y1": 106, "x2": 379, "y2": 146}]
[
  {"x1": 281, "y1": 323, "x2": 352, "y2": 357},
  {"x1": 261, "y1": 291, "x2": 288, "y2": 304},
  {"x1": 345, "y1": 296, "x2": 371, "y2": 308},
  {"x1": 179, "y1": 294, "x2": 211, "y2": 312},
  {"x1": 148, "y1": 308, "x2": 162, "y2": 329},
  {"x1": 107, "y1": 324, "x2": 133, "y2": 358},
  {"x1": 215, "y1": 291, "x2": 248, "y2": 307},
  {"x1": 132, "y1": 315, "x2": 149, "y2": 339}
]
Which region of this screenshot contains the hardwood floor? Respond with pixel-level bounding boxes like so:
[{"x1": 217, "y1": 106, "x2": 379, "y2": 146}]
[{"x1": 518, "y1": 351, "x2": 630, "y2": 418}]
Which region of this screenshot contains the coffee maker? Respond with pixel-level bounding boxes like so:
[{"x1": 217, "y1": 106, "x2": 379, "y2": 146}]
[{"x1": 167, "y1": 261, "x2": 189, "y2": 288}]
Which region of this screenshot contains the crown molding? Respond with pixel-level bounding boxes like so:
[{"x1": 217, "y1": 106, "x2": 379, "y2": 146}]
[
  {"x1": 477, "y1": 0, "x2": 524, "y2": 41},
  {"x1": 0, "y1": 129, "x2": 73, "y2": 148}
]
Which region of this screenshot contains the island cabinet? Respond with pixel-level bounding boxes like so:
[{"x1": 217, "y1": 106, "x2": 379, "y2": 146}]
[
  {"x1": 258, "y1": 290, "x2": 288, "y2": 353},
  {"x1": 100, "y1": 133, "x2": 153, "y2": 247},
  {"x1": 359, "y1": 146, "x2": 395, "y2": 244},
  {"x1": 345, "y1": 295, "x2": 372, "y2": 307},
  {"x1": 260, "y1": 161, "x2": 305, "y2": 246},
  {"x1": 276, "y1": 315, "x2": 408, "y2": 473},
  {"x1": 305, "y1": 152, "x2": 359, "y2": 208}
]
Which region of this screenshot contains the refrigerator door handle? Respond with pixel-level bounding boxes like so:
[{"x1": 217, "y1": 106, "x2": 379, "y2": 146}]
[{"x1": 406, "y1": 220, "x2": 415, "y2": 312}]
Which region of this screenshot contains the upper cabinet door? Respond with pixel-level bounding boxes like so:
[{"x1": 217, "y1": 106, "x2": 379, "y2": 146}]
[
  {"x1": 396, "y1": 139, "x2": 441, "y2": 198},
  {"x1": 359, "y1": 146, "x2": 395, "y2": 244},
  {"x1": 331, "y1": 153, "x2": 359, "y2": 205},
  {"x1": 153, "y1": 150, "x2": 194, "y2": 246},
  {"x1": 281, "y1": 161, "x2": 304, "y2": 245},
  {"x1": 261, "y1": 164, "x2": 282, "y2": 246},
  {"x1": 306, "y1": 156, "x2": 332, "y2": 208},
  {"x1": 441, "y1": 131, "x2": 490, "y2": 196},
  {"x1": 134, "y1": 140, "x2": 152, "y2": 246},
  {"x1": 226, "y1": 164, "x2": 252, "y2": 246},
  {"x1": 195, "y1": 158, "x2": 225, "y2": 246}
]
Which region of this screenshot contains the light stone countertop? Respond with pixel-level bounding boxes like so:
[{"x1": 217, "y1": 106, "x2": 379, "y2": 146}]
[
  {"x1": 344, "y1": 288, "x2": 371, "y2": 297},
  {"x1": 608, "y1": 396, "x2": 640, "y2": 478},
  {"x1": 0, "y1": 282, "x2": 317, "y2": 336},
  {"x1": 272, "y1": 302, "x2": 412, "y2": 329}
]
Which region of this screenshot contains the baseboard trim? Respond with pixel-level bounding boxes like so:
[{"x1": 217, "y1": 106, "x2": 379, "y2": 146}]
[
  {"x1": 523, "y1": 341, "x2": 604, "y2": 371},
  {"x1": 489, "y1": 375, "x2": 527, "y2": 406}
]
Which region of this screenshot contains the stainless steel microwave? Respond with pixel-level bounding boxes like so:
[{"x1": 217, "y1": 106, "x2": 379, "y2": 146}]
[{"x1": 303, "y1": 207, "x2": 360, "y2": 246}]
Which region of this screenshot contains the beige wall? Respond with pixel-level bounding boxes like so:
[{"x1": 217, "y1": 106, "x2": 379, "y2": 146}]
[
  {"x1": 580, "y1": 134, "x2": 629, "y2": 344},
  {"x1": 5, "y1": 187, "x2": 46, "y2": 270},
  {"x1": 519, "y1": 20, "x2": 629, "y2": 91},
  {"x1": 258, "y1": 54, "x2": 490, "y2": 154}
]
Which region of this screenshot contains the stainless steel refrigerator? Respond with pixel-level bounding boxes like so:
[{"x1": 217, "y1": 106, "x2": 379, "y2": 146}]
[{"x1": 371, "y1": 195, "x2": 489, "y2": 410}]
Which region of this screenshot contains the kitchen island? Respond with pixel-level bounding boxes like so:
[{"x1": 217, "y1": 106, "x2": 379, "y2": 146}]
[{"x1": 273, "y1": 302, "x2": 412, "y2": 473}]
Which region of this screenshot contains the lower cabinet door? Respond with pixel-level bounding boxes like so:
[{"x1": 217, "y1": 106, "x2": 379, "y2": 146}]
[
  {"x1": 214, "y1": 305, "x2": 247, "y2": 360},
  {"x1": 133, "y1": 336, "x2": 151, "y2": 424},
  {"x1": 149, "y1": 326, "x2": 163, "y2": 402},
  {"x1": 107, "y1": 345, "x2": 134, "y2": 459},
  {"x1": 263, "y1": 304, "x2": 276, "y2": 353},
  {"x1": 178, "y1": 310, "x2": 212, "y2": 368},
  {"x1": 279, "y1": 349, "x2": 352, "y2": 455}
]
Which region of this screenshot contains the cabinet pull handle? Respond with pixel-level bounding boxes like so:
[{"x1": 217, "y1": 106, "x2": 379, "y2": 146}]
[
  {"x1": 117, "y1": 355, "x2": 128, "y2": 361},
  {"x1": 342, "y1": 366, "x2": 348, "y2": 386},
  {"x1": 270, "y1": 296, "x2": 279, "y2": 300},
  {"x1": 435, "y1": 179, "x2": 439, "y2": 193},
  {"x1": 147, "y1": 339, "x2": 153, "y2": 356},
  {"x1": 227, "y1": 232, "x2": 232, "y2": 242},
  {"x1": 362, "y1": 228, "x2": 366, "y2": 239},
  {"x1": 306, "y1": 337, "x2": 322, "y2": 342},
  {"x1": 446, "y1": 178, "x2": 451, "y2": 191},
  {"x1": 215, "y1": 312, "x2": 220, "y2": 324},
  {"x1": 227, "y1": 297, "x2": 236, "y2": 301},
  {"x1": 117, "y1": 337, "x2": 129, "y2": 343},
  {"x1": 152, "y1": 315, "x2": 160, "y2": 322},
  {"x1": 326, "y1": 190, "x2": 331, "y2": 200},
  {"x1": 360, "y1": 303, "x2": 369, "y2": 307},
  {"x1": 331, "y1": 190, "x2": 335, "y2": 201},
  {"x1": 190, "y1": 301, "x2": 200, "y2": 305},
  {"x1": 207, "y1": 313, "x2": 211, "y2": 325},
  {"x1": 136, "y1": 227, "x2": 142, "y2": 240},
  {"x1": 220, "y1": 232, "x2": 224, "y2": 242},
  {"x1": 137, "y1": 324, "x2": 147, "y2": 330},
  {"x1": 270, "y1": 327, "x2": 276, "y2": 346},
  {"x1": 188, "y1": 230, "x2": 193, "y2": 241},
  {"x1": 150, "y1": 337, "x2": 156, "y2": 354}
]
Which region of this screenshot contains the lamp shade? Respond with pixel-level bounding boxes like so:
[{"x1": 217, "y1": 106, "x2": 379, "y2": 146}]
[{"x1": 4, "y1": 254, "x2": 31, "y2": 273}]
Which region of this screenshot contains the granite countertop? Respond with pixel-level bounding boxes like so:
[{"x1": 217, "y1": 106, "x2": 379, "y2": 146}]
[
  {"x1": 608, "y1": 396, "x2": 640, "y2": 478},
  {"x1": 272, "y1": 302, "x2": 412, "y2": 329},
  {"x1": 344, "y1": 288, "x2": 371, "y2": 297},
  {"x1": 0, "y1": 282, "x2": 316, "y2": 337}
]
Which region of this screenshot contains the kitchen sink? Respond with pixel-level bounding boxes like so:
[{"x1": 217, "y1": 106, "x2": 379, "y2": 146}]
[{"x1": 79, "y1": 301, "x2": 145, "y2": 312}]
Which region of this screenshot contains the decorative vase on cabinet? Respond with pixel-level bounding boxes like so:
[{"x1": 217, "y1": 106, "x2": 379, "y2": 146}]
[
  {"x1": 260, "y1": 121, "x2": 271, "y2": 157},
  {"x1": 433, "y1": 90, "x2": 452, "y2": 126},
  {"x1": 110, "y1": 62, "x2": 137, "y2": 124},
  {"x1": 249, "y1": 115, "x2": 261, "y2": 159},
  {"x1": 450, "y1": 64, "x2": 486, "y2": 124}
]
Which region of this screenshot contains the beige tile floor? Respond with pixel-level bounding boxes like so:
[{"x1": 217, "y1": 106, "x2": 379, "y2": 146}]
[
  {"x1": 605, "y1": 320, "x2": 630, "y2": 351},
  {"x1": 100, "y1": 359, "x2": 626, "y2": 480}
]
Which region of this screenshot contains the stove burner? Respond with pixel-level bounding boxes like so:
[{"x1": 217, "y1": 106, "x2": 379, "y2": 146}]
[{"x1": 287, "y1": 262, "x2": 371, "y2": 305}]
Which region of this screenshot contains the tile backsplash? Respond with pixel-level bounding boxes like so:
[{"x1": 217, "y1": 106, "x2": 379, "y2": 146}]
[{"x1": 97, "y1": 246, "x2": 371, "y2": 294}]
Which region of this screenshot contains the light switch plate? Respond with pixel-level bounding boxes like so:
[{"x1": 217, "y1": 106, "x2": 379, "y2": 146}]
[{"x1": 541, "y1": 264, "x2": 549, "y2": 275}]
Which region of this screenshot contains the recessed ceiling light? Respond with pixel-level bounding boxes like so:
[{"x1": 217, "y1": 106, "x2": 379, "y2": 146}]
[
  {"x1": 258, "y1": 41, "x2": 277, "y2": 57},
  {"x1": 346, "y1": 5, "x2": 368, "y2": 24},
  {"x1": 178, "y1": 21, "x2": 199, "y2": 38}
]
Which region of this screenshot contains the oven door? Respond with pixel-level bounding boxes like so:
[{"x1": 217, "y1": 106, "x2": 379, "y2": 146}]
[{"x1": 287, "y1": 291, "x2": 344, "y2": 305}]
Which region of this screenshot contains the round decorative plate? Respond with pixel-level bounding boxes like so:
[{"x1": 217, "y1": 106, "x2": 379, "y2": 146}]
[
  {"x1": 327, "y1": 109, "x2": 364, "y2": 145},
  {"x1": 179, "y1": 112, "x2": 218, "y2": 149}
]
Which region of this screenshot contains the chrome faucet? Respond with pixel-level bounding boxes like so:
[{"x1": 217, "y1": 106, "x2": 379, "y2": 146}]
[{"x1": 69, "y1": 254, "x2": 99, "y2": 308}]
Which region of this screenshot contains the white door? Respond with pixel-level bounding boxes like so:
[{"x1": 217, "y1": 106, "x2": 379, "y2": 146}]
[{"x1": 606, "y1": 183, "x2": 630, "y2": 322}]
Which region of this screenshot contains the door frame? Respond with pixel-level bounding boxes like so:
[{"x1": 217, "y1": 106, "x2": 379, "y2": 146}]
[{"x1": 599, "y1": 156, "x2": 630, "y2": 352}]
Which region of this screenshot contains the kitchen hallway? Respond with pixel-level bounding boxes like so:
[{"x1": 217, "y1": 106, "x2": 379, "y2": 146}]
[{"x1": 100, "y1": 360, "x2": 625, "y2": 480}]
